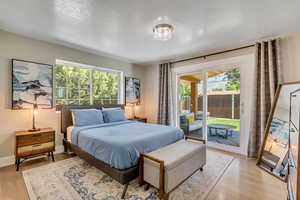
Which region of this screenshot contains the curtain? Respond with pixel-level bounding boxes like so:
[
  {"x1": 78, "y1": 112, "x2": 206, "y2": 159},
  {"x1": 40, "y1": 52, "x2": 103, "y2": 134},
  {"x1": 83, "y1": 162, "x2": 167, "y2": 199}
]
[
  {"x1": 157, "y1": 63, "x2": 173, "y2": 125},
  {"x1": 248, "y1": 39, "x2": 282, "y2": 158}
]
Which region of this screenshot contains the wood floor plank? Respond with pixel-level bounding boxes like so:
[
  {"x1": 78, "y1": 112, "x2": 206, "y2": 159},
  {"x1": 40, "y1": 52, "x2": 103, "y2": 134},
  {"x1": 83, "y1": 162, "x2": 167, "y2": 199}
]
[
  {"x1": 206, "y1": 150, "x2": 287, "y2": 200},
  {"x1": 0, "y1": 154, "x2": 74, "y2": 200},
  {"x1": 0, "y1": 150, "x2": 286, "y2": 200}
]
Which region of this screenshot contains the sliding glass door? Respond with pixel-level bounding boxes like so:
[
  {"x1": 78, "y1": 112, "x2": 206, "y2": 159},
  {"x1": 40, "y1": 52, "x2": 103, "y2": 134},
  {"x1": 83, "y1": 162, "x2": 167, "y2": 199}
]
[
  {"x1": 177, "y1": 68, "x2": 243, "y2": 152},
  {"x1": 174, "y1": 54, "x2": 255, "y2": 154},
  {"x1": 206, "y1": 67, "x2": 241, "y2": 147}
]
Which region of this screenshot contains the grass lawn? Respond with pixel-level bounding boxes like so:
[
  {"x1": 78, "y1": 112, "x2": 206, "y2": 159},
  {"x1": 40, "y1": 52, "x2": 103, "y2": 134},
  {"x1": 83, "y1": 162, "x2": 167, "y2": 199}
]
[{"x1": 208, "y1": 119, "x2": 240, "y2": 131}]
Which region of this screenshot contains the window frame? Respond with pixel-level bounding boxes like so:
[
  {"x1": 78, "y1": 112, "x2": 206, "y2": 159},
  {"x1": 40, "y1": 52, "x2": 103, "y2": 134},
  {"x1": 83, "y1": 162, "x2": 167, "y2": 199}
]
[{"x1": 55, "y1": 59, "x2": 124, "y2": 105}]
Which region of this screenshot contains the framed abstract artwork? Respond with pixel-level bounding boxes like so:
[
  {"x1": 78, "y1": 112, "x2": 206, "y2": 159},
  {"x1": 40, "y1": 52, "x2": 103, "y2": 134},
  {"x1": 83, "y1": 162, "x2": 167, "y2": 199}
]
[
  {"x1": 12, "y1": 59, "x2": 53, "y2": 109},
  {"x1": 125, "y1": 77, "x2": 140, "y2": 105}
]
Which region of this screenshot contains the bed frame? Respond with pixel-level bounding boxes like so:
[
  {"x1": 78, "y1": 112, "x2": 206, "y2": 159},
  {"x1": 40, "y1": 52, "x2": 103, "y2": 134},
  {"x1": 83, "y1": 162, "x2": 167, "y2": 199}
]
[{"x1": 60, "y1": 104, "x2": 139, "y2": 198}]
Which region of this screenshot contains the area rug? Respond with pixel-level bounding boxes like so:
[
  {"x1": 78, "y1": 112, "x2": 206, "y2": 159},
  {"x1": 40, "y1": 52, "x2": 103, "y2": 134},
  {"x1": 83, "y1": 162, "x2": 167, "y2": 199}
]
[{"x1": 23, "y1": 150, "x2": 234, "y2": 200}]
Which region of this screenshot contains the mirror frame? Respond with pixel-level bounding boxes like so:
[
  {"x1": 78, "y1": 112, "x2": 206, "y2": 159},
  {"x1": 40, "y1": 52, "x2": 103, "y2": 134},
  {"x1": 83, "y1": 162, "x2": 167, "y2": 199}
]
[{"x1": 257, "y1": 81, "x2": 300, "y2": 182}]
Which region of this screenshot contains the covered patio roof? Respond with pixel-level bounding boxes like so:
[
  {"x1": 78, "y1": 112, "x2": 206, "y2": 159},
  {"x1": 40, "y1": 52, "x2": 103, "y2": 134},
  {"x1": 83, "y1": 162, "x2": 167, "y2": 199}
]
[{"x1": 180, "y1": 69, "x2": 231, "y2": 82}]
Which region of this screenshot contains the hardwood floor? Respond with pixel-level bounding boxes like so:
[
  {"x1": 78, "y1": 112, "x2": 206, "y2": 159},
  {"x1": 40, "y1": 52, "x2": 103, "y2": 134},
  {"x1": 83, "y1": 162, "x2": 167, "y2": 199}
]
[
  {"x1": 206, "y1": 149, "x2": 287, "y2": 200},
  {"x1": 0, "y1": 153, "x2": 74, "y2": 200},
  {"x1": 0, "y1": 150, "x2": 286, "y2": 200}
]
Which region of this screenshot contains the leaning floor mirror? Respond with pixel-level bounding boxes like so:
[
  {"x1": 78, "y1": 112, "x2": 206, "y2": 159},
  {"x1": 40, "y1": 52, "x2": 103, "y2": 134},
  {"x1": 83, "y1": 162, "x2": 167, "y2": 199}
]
[{"x1": 257, "y1": 81, "x2": 300, "y2": 182}]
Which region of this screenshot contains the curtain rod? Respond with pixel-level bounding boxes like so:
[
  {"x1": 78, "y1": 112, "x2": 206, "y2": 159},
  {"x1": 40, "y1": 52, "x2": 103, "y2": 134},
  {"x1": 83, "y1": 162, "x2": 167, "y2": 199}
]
[{"x1": 171, "y1": 44, "x2": 255, "y2": 64}]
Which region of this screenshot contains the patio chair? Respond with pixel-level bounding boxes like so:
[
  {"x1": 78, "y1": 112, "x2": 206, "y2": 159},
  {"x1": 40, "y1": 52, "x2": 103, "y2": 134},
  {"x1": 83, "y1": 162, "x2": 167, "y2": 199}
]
[{"x1": 180, "y1": 113, "x2": 203, "y2": 135}]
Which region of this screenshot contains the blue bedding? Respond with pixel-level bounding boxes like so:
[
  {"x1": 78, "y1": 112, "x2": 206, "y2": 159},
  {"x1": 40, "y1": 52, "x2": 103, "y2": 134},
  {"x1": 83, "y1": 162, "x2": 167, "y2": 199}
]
[{"x1": 71, "y1": 120, "x2": 184, "y2": 170}]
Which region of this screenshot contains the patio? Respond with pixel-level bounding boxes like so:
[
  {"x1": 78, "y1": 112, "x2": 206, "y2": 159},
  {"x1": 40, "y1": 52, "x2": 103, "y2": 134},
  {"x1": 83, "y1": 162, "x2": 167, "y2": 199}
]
[{"x1": 188, "y1": 128, "x2": 240, "y2": 147}]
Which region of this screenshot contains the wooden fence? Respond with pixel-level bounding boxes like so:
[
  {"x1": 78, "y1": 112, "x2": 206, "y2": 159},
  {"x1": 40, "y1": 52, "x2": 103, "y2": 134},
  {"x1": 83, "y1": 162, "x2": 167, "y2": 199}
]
[{"x1": 180, "y1": 93, "x2": 240, "y2": 119}]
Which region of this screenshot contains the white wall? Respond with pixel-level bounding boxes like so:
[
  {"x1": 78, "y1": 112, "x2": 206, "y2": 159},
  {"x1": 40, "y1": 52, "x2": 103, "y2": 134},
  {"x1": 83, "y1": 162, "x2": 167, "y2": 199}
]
[
  {"x1": 280, "y1": 33, "x2": 300, "y2": 82},
  {"x1": 0, "y1": 30, "x2": 145, "y2": 159}
]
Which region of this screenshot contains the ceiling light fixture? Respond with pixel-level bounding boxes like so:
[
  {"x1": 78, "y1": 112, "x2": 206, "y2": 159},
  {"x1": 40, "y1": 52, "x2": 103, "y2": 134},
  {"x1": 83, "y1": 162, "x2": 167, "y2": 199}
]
[{"x1": 153, "y1": 24, "x2": 174, "y2": 41}]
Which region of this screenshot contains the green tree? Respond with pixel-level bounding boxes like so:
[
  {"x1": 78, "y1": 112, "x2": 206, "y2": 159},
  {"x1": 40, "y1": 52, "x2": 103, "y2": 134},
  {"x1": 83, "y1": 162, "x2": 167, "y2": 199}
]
[
  {"x1": 212, "y1": 88, "x2": 223, "y2": 92},
  {"x1": 180, "y1": 82, "x2": 191, "y2": 97},
  {"x1": 93, "y1": 71, "x2": 119, "y2": 104},
  {"x1": 55, "y1": 65, "x2": 120, "y2": 105},
  {"x1": 224, "y1": 68, "x2": 240, "y2": 91}
]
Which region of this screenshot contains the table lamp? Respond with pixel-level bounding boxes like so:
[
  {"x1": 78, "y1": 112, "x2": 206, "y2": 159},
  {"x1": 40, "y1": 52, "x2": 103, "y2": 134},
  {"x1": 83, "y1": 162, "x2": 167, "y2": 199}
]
[{"x1": 29, "y1": 103, "x2": 40, "y2": 132}]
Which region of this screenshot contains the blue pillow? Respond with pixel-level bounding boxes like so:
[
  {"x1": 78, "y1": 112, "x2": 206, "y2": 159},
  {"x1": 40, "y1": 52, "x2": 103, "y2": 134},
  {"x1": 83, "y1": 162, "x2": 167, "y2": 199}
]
[
  {"x1": 102, "y1": 108, "x2": 127, "y2": 123},
  {"x1": 71, "y1": 109, "x2": 104, "y2": 127}
]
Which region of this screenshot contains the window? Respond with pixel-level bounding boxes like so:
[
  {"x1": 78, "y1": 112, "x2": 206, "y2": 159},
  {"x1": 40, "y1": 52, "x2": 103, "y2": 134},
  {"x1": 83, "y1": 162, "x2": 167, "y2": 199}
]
[{"x1": 55, "y1": 60, "x2": 123, "y2": 105}]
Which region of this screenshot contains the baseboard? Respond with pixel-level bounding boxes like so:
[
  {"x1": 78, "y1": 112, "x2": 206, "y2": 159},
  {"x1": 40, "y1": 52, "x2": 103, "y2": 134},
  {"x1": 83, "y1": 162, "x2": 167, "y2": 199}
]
[
  {"x1": 55, "y1": 145, "x2": 65, "y2": 154},
  {"x1": 0, "y1": 145, "x2": 65, "y2": 168},
  {"x1": 0, "y1": 155, "x2": 15, "y2": 168}
]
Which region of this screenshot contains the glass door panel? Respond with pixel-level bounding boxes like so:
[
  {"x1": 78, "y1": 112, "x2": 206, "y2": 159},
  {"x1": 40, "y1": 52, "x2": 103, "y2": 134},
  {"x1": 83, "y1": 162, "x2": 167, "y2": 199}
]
[
  {"x1": 206, "y1": 68, "x2": 241, "y2": 147},
  {"x1": 179, "y1": 73, "x2": 204, "y2": 137}
]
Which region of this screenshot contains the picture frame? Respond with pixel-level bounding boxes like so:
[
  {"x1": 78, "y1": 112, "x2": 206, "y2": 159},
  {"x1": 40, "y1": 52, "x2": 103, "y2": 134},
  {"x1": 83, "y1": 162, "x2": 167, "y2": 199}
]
[
  {"x1": 12, "y1": 59, "x2": 53, "y2": 109},
  {"x1": 125, "y1": 77, "x2": 140, "y2": 105}
]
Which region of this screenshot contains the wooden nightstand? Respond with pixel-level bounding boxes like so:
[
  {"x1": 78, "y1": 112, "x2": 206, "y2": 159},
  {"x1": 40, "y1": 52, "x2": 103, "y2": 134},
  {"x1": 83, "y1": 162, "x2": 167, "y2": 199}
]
[
  {"x1": 129, "y1": 117, "x2": 147, "y2": 123},
  {"x1": 15, "y1": 128, "x2": 55, "y2": 171}
]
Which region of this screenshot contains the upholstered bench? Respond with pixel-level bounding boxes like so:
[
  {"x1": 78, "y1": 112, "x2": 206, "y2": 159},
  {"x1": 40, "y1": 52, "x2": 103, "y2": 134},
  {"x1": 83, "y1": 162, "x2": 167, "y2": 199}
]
[{"x1": 139, "y1": 136, "x2": 206, "y2": 200}]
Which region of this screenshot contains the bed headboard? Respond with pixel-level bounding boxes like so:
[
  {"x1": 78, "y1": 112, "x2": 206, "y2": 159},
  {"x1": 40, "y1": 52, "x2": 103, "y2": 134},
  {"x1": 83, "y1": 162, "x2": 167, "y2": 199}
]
[{"x1": 60, "y1": 104, "x2": 125, "y2": 134}]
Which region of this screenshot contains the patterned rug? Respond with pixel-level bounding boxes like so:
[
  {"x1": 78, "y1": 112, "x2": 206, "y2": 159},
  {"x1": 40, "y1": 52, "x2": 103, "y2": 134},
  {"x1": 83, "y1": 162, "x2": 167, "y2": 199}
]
[{"x1": 23, "y1": 150, "x2": 234, "y2": 200}]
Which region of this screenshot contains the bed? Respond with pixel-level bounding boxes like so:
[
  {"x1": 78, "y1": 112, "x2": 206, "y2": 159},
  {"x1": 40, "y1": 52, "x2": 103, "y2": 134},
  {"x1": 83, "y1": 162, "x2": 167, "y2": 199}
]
[{"x1": 60, "y1": 104, "x2": 184, "y2": 198}]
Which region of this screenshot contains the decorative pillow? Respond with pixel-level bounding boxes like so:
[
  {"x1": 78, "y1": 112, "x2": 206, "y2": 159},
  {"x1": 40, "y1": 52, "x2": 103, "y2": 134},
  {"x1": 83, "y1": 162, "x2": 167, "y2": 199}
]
[
  {"x1": 102, "y1": 108, "x2": 127, "y2": 123},
  {"x1": 71, "y1": 109, "x2": 104, "y2": 127}
]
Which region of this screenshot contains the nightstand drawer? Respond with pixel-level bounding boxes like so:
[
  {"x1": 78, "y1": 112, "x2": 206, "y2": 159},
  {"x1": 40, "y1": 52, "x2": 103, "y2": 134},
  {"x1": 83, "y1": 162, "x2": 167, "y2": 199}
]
[
  {"x1": 17, "y1": 142, "x2": 54, "y2": 157},
  {"x1": 17, "y1": 132, "x2": 54, "y2": 147}
]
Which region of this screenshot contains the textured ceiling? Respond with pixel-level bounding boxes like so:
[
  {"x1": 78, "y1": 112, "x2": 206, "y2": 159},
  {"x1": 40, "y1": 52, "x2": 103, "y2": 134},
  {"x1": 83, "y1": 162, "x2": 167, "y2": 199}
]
[{"x1": 0, "y1": 0, "x2": 299, "y2": 64}]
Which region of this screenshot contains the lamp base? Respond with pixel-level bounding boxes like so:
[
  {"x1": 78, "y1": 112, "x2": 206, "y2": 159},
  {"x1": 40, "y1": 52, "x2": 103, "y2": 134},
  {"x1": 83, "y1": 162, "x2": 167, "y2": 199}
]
[{"x1": 28, "y1": 128, "x2": 41, "y2": 132}]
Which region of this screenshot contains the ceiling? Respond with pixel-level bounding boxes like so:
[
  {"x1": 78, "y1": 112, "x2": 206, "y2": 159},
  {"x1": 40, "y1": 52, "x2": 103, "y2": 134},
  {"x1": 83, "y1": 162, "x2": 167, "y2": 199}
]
[{"x1": 0, "y1": 0, "x2": 300, "y2": 64}]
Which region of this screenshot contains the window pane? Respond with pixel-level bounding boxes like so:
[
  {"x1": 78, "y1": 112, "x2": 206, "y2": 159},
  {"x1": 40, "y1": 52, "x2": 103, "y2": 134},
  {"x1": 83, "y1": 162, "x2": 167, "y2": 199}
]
[
  {"x1": 68, "y1": 88, "x2": 79, "y2": 99},
  {"x1": 78, "y1": 68, "x2": 90, "y2": 88},
  {"x1": 93, "y1": 70, "x2": 120, "y2": 103},
  {"x1": 68, "y1": 100, "x2": 79, "y2": 105},
  {"x1": 207, "y1": 67, "x2": 241, "y2": 147},
  {"x1": 103, "y1": 99, "x2": 112, "y2": 104},
  {"x1": 68, "y1": 67, "x2": 79, "y2": 88},
  {"x1": 56, "y1": 99, "x2": 67, "y2": 105},
  {"x1": 79, "y1": 99, "x2": 90, "y2": 105},
  {"x1": 79, "y1": 89, "x2": 89, "y2": 99},
  {"x1": 94, "y1": 99, "x2": 119, "y2": 104},
  {"x1": 56, "y1": 88, "x2": 66, "y2": 99},
  {"x1": 110, "y1": 99, "x2": 118, "y2": 104},
  {"x1": 93, "y1": 99, "x2": 103, "y2": 105},
  {"x1": 55, "y1": 65, "x2": 68, "y2": 87},
  {"x1": 65, "y1": 67, "x2": 90, "y2": 89}
]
